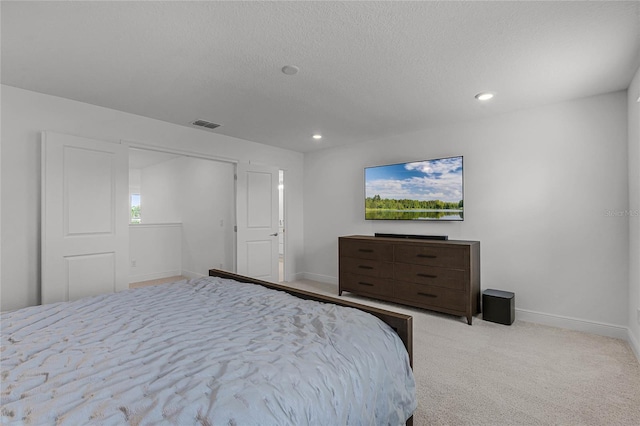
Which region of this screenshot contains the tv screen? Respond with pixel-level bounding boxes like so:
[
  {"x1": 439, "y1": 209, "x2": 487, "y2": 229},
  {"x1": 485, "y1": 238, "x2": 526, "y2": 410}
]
[{"x1": 365, "y1": 156, "x2": 463, "y2": 221}]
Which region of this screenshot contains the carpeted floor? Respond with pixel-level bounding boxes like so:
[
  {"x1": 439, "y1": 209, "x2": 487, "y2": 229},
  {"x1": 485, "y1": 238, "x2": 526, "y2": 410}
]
[
  {"x1": 129, "y1": 275, "x2": 189, "y2": 289},
  {"x1": 285, "y1": 279, "x2": 640, "y2": 426}
]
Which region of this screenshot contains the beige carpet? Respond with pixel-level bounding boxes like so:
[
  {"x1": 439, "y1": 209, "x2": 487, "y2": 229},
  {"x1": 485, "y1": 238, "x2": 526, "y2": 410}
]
[
  {"x1": 129, "y1": 275, "x2": 189, "y2": 289},
  {"x1": 284, "y1": 279, "x2": 640, "y2": 426}
]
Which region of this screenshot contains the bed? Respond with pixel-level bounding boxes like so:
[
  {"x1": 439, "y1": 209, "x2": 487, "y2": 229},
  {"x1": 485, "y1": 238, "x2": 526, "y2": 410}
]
[{"x1": 1, "y1": 269, "x2": 416, "y2": 425}]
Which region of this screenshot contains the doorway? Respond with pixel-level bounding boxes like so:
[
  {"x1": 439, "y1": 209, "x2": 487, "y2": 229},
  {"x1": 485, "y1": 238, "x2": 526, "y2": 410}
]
[
  {"x1": 128, "y1": 147, "x2": 235, "y2": 283},
  {"x1": 42, "y1": 130, "x2": 286, "y2": 301}
]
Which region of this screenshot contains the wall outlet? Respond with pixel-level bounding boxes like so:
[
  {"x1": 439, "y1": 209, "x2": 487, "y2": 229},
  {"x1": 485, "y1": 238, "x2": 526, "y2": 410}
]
[{"x1": 131, "y1": 259, "x2": 137, "y2": 267}]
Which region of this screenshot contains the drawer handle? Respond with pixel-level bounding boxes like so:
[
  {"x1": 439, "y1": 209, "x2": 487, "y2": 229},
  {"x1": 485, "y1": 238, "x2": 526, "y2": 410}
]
[
  {"x1": 358, "y1": 249, "x2": 374, "y2": 253},
  {"x1": 417, "y1": 273, "x2": 437, "y2": 278},
  {"x1": 358, "y1": 281, "x2": 374, "y2": 287},
  {"x1": 358, "y1": 265, "x2": 374, "y2": 270},
  {"x1": 417, "y1": 254, "x2": 437, "y2": 258},
  {"x1": 417, "y1": 292, "x2": 437, "y2": 298}
]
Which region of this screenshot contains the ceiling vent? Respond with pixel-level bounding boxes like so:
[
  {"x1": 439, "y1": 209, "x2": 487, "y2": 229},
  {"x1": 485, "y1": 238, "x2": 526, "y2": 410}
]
[{"x1": 191, "y1": 119, "x2": 221, "y2": 131}]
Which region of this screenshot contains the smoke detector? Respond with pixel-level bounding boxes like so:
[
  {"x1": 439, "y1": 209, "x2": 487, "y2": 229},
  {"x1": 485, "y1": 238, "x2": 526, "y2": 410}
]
[{"x1": 282, "y1": 65, "x2": 299, "y2": 75}]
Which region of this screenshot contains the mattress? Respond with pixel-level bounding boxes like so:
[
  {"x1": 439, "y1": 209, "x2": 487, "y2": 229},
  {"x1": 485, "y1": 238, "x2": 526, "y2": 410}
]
[{"x1": 1, "y1": 276, "x2": 416, "y2": 425}]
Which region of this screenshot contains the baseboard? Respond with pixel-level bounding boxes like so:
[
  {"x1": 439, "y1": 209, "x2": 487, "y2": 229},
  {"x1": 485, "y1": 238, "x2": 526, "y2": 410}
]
[
  {"x1": 181, "y1": 270, "x2": 206, "y2": 279},
  {"x1": 296, "y1": 274, "x2": 636, "y2": 353},
  {"x1": 300, "y1": 272, "x2": 337, "y2": 285},
  {"x1": 288, "y1": 272, "x2": 306, "y2": 282},
  {"x1": 515, "y1": 308, "x2": 629, "y2": 340},
  {"x1": 128, "y1": 270, "x2": 181, "y2": 284},
  {"x1": 628, "y1": 328, "x2": 640, "y2": 364}
]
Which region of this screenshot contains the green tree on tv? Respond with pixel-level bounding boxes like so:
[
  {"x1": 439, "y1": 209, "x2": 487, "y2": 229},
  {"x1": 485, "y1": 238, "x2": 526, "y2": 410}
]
[{"x1": 366, "y1": 195, "x2": 463, "y2": 211}]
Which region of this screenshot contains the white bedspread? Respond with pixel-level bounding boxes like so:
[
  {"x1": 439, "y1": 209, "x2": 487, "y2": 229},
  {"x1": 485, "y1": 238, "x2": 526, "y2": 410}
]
[{"x1": 1, "y1": 277, "x2": 415, "y2": 425}]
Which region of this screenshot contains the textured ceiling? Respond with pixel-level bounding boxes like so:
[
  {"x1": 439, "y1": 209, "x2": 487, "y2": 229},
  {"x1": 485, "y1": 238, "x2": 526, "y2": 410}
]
[{"x1": 2, "y1": 1, "x2": 639, "y2": 153}]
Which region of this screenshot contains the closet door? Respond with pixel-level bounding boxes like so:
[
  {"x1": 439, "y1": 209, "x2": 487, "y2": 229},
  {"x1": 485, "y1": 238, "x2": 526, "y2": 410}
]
[
  {"x1": 41, "y1": 131, "x2": 129, "y2": 304},
  {"x1": 236, "y1": 162, "x2": 279, "y2": 282}
]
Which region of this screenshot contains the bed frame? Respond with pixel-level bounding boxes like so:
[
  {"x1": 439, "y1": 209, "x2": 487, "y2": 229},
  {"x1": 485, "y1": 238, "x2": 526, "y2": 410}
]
[{"x1": 209, "y1": 269, "x2": 413, "y2": 366}]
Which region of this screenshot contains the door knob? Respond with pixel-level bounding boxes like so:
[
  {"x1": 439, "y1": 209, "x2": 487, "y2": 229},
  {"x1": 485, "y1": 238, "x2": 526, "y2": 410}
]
[{"x1": 270, "y1": 232, "x2": 279, "y2": 237}]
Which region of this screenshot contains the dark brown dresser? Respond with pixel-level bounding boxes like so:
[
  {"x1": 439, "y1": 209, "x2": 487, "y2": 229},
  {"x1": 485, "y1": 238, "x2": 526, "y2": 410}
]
[{"x1": 339, "y1": 235, "x2": 480, "y2": 324}]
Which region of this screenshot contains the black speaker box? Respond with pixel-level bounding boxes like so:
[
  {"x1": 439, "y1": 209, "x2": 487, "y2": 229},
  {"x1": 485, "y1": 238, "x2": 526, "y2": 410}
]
[{"x1": 482, "y1": 289, "x2": 515, "y2": 325}]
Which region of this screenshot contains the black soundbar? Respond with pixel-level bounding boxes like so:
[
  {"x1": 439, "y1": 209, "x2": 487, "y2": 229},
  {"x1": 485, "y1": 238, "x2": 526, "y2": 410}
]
[{"x1": 374, "y1": 233, "x2": 448, "y2": 240}]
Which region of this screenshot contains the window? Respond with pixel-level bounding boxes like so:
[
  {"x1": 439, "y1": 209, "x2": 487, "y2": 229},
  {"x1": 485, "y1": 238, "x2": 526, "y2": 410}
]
[{"x1": 130, "y1": 194, "x2": 141, "y2": 223}]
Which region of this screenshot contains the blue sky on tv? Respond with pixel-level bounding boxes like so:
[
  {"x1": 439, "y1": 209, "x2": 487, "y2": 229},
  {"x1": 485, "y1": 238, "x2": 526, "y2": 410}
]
[{"x1": 365, "y1": 156, "x2": 463, "y2": 202}]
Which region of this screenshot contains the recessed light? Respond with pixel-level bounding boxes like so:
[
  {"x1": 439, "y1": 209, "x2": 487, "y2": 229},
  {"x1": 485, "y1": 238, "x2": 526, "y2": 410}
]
[
  {"x1": 282, "y1": 65, "x2": 299, "y2": 75},
  {"x1": 475, "y1": 92, "x2": 494, "y2": 101},
  {"x1": 312, "y1": 134, "x2": 322, "y2": 140}
]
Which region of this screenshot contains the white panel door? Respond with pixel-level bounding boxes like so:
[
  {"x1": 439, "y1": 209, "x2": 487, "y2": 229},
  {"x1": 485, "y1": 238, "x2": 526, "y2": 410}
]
[
  {"x1": 236, "y1": 163, "x2": 279, "y2": 282},
  {"x1": 41, "y1": 131, "x2": 129, "y2": 304}
]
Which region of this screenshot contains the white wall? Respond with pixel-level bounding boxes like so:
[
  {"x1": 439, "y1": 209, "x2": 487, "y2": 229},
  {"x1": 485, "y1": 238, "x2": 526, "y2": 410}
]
[
  {"x1": 129, "y1": 168, "x2": 141, "y2": 195},
  {"x1": 129, "y1": 157, "x2": 183, "y2": 283},
  {"x1": 129, "y1": 224, "x2": 182, "y2": 282},
  {"x1": 128, "y1": 155, "x2": 235, "y2": 281},
  {"x1": 140, "y1": 157, "x2": 182, "y2": 223},
  {"x1": 628, "y1": 65, "x2": 640, "y2": 359},
  {"x1": 0, "y1": 85, "x2": 304, "y2": 311},
  {"x1": 304, "y1": 91, "x2": 630, "y2": 337},
  {"x1": 0, "y1": 84, "x2": 3, "y2": 310},
  {"x1": 178, "y1": 156, "x2": 235, "y2": 277}
]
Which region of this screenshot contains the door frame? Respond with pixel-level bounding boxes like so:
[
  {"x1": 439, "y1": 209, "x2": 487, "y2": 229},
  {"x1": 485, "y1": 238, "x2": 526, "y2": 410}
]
[
  {"x1": 126, "y1": 142, "x2": 239, "y2": 275},
  {"x1": 125, "y1": 141, "x2": 289, "y2": 281}
]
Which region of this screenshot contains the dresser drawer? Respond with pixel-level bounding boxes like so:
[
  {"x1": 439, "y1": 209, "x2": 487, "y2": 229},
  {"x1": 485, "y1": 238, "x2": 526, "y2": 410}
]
[
  {"x1": 394, "y1": 245, "x2": 467, "y2": 269},
  {"x1": 338, "y1": 236, "x2": 480, "y2": 325},
  {"x1": 395, "y1": 282, "x2": 466, "y2": 312},
  {"x1": 340, "y1": 239, "x2": 393, "y2": 261},
  {"x1": 340, "y1": 273, "x2": 394, "y2": 298},
  {"x1": 394, "y1": 264, "x2": 466, "y2": 290},
  {"x1": 340, "y1": 257, "x2": 393, "y2": 278}
]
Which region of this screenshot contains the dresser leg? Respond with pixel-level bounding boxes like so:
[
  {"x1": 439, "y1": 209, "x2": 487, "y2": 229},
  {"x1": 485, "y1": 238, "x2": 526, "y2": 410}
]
[
  {"x1": 339, "y1": 289, "x2": 343, "y2": 296},
  {"x1": 467, "y1": 315, "x2": 472, "y2": 325}
]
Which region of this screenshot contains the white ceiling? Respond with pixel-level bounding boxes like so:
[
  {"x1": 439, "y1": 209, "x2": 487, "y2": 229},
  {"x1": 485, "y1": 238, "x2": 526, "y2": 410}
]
[{"x1": 2, "y1": 1, "x2": 639, "y2": 153}]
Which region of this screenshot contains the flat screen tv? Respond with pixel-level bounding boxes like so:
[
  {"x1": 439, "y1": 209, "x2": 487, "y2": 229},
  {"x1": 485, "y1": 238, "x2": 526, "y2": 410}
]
[{"x1": 365, "y1": 156, "x2": 463, "y2": 221}]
